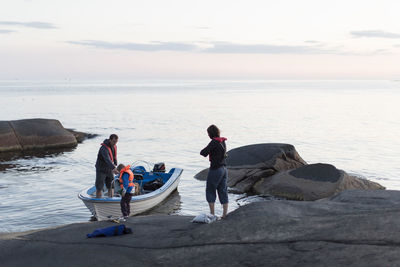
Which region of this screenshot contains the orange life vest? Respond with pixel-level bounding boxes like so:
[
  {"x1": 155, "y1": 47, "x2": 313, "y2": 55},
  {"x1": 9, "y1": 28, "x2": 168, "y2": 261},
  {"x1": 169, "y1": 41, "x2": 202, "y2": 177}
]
[
  {"x1": 119, "y1": 165, "x2": 134, "y2": 190},
  {"x1": 101, "y1": 143, "x2": 117, "y2": 163}
]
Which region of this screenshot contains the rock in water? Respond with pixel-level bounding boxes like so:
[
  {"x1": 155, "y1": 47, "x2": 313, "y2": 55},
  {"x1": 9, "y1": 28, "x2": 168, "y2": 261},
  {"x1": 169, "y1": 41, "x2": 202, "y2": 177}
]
[
  {"x1": 253, "y1": 163, "x2": 385, "y2": 200},
  {"x1": 226, "y1": 143, "x2": 306, "y2": 169},
  {"x1": 0, "y1": 121, "x2": 22, "y2": 152},
  {"x1": 195, "y1": 143, "x2": 307, "y2": 193},
  {"x1": 0, "y1": 118, "x2": 77, "y2": 153},
  {"x1": 195, "y1": 143, "x2": 385, "y2": 199},
  {"x1": 65, "y1": 128, "x2": 98, "y2": 143}
]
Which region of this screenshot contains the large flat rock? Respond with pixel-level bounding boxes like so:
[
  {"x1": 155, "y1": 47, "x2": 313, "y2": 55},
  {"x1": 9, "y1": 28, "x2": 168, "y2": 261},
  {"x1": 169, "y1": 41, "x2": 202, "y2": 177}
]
[
  {"x1": 10, "y1": 119, "x2": 77, "y2": 150},
  {"x1": 0, "y1": 121, "x2": 22, "y2": 152},
  {"x1": 0, "y1": 119, "x2": 86, "y2": 158},
  {"x1": 2, "y1": 190, "x2": 400, "y2": 266}
]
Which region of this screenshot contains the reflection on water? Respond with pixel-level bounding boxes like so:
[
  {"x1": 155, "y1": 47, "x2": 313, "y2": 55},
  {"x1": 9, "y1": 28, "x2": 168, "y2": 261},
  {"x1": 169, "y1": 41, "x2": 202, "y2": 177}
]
[
  {"x1": 0, "y1": 147, "x2": 77, "y2": 174},
  {"x1": 0, "y1": 147, "x2": 76, "y2": 162},
  {"x1": 0, "y1": 163, "x2": 17, "y2": 172},
  {"x1": 140, "y1": 190, "x2": 182, "y2": 216},
  {"x1": 5, "y1": 164, "x2": 54, "y2": 173}
]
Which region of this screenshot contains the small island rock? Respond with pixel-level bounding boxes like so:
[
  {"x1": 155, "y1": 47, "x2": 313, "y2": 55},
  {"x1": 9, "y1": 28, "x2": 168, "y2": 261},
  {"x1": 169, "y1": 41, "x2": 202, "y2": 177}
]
[{"x1": 0, "y1": 119, "x2": 95, "y2": 156}]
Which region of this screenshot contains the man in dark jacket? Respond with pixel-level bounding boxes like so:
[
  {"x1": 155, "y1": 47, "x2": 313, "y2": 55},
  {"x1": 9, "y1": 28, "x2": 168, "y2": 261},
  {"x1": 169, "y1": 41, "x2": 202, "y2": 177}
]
[{"x1": 95, "y1": 134, "x2": 119, "y2": 198}]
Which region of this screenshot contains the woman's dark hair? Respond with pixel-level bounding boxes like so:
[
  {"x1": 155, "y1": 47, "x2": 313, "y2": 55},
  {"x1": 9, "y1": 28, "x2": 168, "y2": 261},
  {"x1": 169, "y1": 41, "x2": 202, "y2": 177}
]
[
  {"x1": 109, "y1": 134, "x2": 118, "y2": 140},
  {"x1": 207, "y1": 125, "x2": 220, "y2": 138}
]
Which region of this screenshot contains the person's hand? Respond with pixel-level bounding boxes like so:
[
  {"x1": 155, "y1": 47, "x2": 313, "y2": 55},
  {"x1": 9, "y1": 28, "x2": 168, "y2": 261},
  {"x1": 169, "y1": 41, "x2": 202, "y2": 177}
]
[{"x1": 122, "y1": 188, "x2": 126, "y2": 197}]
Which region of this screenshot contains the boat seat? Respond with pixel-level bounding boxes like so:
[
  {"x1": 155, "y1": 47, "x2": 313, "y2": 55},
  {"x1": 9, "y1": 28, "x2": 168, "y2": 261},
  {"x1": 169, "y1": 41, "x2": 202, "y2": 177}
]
[{"x1": 134, "y1": 174, "x2": 143, "y2": 180}]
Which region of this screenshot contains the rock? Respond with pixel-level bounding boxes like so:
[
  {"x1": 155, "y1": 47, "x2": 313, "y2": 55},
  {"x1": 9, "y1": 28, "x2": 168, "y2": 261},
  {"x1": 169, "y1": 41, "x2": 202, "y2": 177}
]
[
  {"x1": 0, "y1": 119, "x2": 94, "y2": 155},
  {"x1": 195, "y1": 143, "x2": 307, "y2": 193},
  {"x1": 195, "y1": 143, "x2": 384, "y2": 198},
  {"x1": 253, "y1": 163, "x2": 385, "y2": 200},
  {"x1": 336, "y1": 174, "x2": 385, "y2": 193},
  {"x1": 66, "y1": 128, "x2": 98, "y2": 143},
  {"x1": 232, "y1": 168, "x2": 275, "y2": 193},
  {"x1": 2, "y1": 189, "x2": 400, "y2": 266},
  {"x1": 328, "y1": 188, "x2": 397, "y2": 204},
  {"x1": 11, "y1": 119, "x2": 77, "y2": 150},
  {"x1": 194, "y1": 168, "x2": 209, "y2": 181},
  {"x1": 227, "y1": 143, "x2": 307, "y2": 169},
  {"x1": 0, "y1": 121, "x2": 22, "y2": 152}
]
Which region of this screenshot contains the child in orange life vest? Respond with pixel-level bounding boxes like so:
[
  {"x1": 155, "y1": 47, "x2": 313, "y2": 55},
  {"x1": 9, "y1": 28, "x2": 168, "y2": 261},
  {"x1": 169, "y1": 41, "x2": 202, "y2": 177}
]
[{"x1": 117, "y1": 164, "x2": 139, "y2": 219}]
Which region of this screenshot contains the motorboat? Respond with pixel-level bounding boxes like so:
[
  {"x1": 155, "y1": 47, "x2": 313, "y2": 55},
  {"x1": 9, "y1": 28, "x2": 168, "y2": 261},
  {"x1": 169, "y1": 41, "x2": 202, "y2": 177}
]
[{"x1": 78, "y1": 162, "x2": 183, "y2": 221}]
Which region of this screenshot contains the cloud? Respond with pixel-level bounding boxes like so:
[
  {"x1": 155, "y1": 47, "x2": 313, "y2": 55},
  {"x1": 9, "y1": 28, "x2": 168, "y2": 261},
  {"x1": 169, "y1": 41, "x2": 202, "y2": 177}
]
[
  {"x1": 371, "y1": 49, "x2": 390, "y2": 54},
  {"x1": 67, "y1": 40, "x2": 198, "y2": 52},
  {"x1": 0, "y1": 29, "x2": 16, "y2": 34},
  {"x1": 203, "y1": 42, "x2": 332, "y2": 54},
  {"x1": 68, "y1": 40, "x2": 341, "y2": 54},
  {"x1": 194, "y1": 26, "x2": 211, "y2": 30},
  {"x1": 0, "y1": 21, "x2": 57, "y2": 29},
  {"x1": 351, "y1": 30, "x2": 400, "y2": 39}
]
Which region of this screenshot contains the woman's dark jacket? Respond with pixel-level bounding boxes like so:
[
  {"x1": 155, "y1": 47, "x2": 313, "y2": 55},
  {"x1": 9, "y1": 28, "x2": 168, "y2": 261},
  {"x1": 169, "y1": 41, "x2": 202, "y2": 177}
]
[{"x1": 200, "y1": 137, "x2": 227, "y2": 170}]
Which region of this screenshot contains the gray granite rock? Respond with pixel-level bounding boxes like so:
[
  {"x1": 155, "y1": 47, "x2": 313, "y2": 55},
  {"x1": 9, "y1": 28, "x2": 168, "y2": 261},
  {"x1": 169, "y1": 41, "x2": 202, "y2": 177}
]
[
  {"x1": 10, "y1": 119, "x2": 77, "y2": 150},
  {"x1": 2, "y1": 189, "x2": 400, "y2": 266},
  {"x1": 0, "y1": 119, "x2": 77, "y2": 152},
  {"x1": 0, "y1": 119, "x2": 95, "y2": 157},
  {"x1": 226, "y1": 143, "x2": 306, "y2": 169},
  {"x1": 195, "y1": 143, "x2": 307, "y2": 194},
  {"x1": 253, "y1": 163, "x2": 385, "y2": 200},
  {"x1": 195, "y1": 144, "x2": 384, "y2": 199},
  {"x1": 65, "y1": 128, "x2": 98, "y2": 143},
  {"x1": 0, "y1": 121, "x2": 22, "y2": 152}
]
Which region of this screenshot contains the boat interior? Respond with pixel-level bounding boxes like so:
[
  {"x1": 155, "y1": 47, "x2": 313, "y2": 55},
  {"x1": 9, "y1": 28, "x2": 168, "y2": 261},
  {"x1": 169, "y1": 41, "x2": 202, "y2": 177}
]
[
  {"x1": 85, "y1": 165, "x2": 178, "y2": 198},
  {"x1": 131, "y1": 166, "x2": 174, "y2": 184}
]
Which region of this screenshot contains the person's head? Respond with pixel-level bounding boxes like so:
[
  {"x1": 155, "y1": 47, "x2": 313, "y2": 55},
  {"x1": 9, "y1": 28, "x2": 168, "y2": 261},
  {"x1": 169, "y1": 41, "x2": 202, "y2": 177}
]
[
  {"x1": 117, "y1": 164, "x2": 125, "y2": 172},
  {"x1": 207, "y1": 124, "x2": 220, "y2": 139},
  {"x1": 109, "y1": 134, "x2": 118, "y2": 146}
]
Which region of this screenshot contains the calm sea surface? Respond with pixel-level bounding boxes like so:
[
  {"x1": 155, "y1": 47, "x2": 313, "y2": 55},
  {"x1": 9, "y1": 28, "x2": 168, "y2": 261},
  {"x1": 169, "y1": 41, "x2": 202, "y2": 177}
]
[{"x1": 0, "y1": 80, "x2": 399, "y2": 233}]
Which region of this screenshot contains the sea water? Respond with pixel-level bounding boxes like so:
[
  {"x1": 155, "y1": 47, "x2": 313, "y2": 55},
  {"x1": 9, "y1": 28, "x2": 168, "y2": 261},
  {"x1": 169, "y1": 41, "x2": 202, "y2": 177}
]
[{"x1": 0, "y1": 79, "x2": 399, "y2": 233}]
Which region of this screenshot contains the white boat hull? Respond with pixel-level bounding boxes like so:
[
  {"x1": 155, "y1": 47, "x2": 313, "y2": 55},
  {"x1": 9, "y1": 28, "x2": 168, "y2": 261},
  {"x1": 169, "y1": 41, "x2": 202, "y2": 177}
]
[{"x1": 79, "y1": 168, "x2": 182, "y2": 221}]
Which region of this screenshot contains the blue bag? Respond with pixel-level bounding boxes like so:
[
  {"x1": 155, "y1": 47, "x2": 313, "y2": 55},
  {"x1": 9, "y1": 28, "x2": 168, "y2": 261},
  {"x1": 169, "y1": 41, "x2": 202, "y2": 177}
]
[{"x1": 87, "y1": 224, "x2": 132, "y2": 238}]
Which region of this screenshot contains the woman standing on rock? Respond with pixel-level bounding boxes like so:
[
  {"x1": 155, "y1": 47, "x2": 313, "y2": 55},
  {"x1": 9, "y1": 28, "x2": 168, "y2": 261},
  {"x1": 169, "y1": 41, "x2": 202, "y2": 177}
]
[{"x1": 200, "y1": 125, "x2": 229, "y2": 218}]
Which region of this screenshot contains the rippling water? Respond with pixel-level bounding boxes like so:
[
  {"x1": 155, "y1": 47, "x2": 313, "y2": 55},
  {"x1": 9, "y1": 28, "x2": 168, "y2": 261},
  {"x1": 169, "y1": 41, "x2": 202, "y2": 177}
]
[{"x1": 0, "y1": 80, "x2": 399, "y2": 233}]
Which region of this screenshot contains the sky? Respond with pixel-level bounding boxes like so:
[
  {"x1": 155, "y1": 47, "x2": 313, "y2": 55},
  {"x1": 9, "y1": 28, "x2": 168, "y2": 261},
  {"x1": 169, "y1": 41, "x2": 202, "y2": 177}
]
[{"x1": 0, "y1": 0, "x2": 400, "y2": 80}]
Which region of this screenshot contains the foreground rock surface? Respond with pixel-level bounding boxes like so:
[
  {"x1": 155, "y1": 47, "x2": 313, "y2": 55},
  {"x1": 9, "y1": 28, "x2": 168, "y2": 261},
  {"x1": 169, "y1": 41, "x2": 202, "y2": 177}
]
[{"x1": 2, "y1": 190, "x2": 400, "y2": 266}]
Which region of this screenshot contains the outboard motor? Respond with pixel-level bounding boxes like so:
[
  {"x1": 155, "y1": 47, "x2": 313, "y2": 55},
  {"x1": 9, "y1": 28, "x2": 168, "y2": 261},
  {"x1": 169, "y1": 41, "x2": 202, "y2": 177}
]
[{"x1": 153, "y1": 162, "x2": 165, "y2": 173}]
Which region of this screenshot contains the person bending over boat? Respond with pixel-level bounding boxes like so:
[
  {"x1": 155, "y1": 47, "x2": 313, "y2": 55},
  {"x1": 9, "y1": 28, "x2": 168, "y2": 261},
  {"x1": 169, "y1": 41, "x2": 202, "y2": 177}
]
[
  {"x1": 117, "y1": 164, "x2": 137, "y2": 219},
  {"x1": 95, "y1": 134, "x2": 119, "y2": 198},
  {"x1": 200, "y1": 125, "x2": 229, "y2": 218}
]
